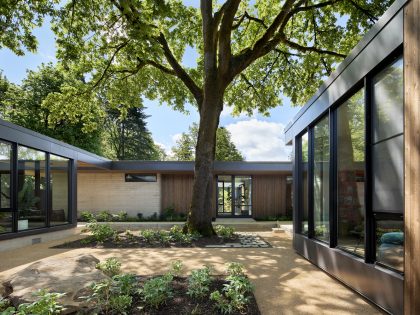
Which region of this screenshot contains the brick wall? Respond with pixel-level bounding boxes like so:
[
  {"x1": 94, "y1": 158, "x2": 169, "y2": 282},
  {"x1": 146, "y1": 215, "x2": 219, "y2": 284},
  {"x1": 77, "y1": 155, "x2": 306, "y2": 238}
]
[{"x1": 77, "y1": 172, "x2": 161, "y2": 218}]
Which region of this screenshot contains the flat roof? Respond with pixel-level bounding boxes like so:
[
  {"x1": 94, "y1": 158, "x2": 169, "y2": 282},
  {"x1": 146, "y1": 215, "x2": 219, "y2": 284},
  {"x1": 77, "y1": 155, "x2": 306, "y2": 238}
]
[{"x1": 109, "y1": 160, "x2": 292, "y2": 173}]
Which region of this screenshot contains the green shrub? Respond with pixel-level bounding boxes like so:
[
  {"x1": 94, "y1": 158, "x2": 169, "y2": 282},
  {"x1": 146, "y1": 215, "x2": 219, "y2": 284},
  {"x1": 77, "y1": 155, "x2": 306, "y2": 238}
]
[
  {"x1": 187, "y1": 266, "x2": 212, "y2": 298},
  {"x1": 109, "y1": 295, "x2": 132, "y2": 314},
  {"x1": 169, "y1": 225, "x2": 193, "y2": 244},
  {"x1": 140, "y1": 229, "x2": 157, "y2": 243},
  {"x1": 117, "y1": 211, "x2": 128, "y2": 222},
  {"x1": 96, "y1": 257, "x2": 121, "y2": 277},
  {"x1": 124, "y1": 229, "x2": 135, "y2": 241},
  {"x1": 96, "y1": 210, "x2": 113, "y2": 222},
  {"x1": 84, "y1": 221, "x2": 116, "y2": 243},
  {"x1": 113, "y1": 274, "x2": 138, "y2": 295},
  {"x1": 79, "y1": 211, "x2": 95, "y2": 222},
  {"x1": 215, "y1": 225, "x2": 235, "y2": 239},
  {"x1": 0, "y1": 297, "x2": 15, "y2": 315},
  {"x1": 84, "y1": 274, "x2": 136, "y2": 314},
  {"x1": 210, "y1": 262, "x2": 254, "y2": 314},
  {"x1": 170, "y1": 260, "x2": 183, "y2": 277},
  {"x1": 17, "y1": 289, "x2": 65, "y2": 315},
  {"x1": 139, "y1": 273, "x2": 173, "y2": 309}
]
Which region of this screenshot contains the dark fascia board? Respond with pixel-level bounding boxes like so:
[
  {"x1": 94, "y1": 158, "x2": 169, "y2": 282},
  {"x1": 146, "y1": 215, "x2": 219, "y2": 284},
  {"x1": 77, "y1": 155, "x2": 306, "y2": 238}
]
[
  {"x1": 284, "y1": 0, "x2": 407, "y2": 143},
  {"x1": 0, "y1": 118, "x2": 111, "y2": 169},
  {"x1": 110, "y1": 160, "x2": 292, "y2": 173}
]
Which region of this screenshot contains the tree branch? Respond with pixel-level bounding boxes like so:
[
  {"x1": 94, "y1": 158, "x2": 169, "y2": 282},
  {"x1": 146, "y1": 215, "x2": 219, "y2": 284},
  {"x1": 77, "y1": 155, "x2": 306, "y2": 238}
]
[
  {"x1": 156, "y1": 32, "x2": 203, "y2": 105},
  {"x1": 233, "y1": 11, "x2": 268, "y2": 30},
  {"x1": 346, "y1": 0, "x2": 378, "y2": 23},
  {"x1": 218, "y1": 0, "x2": 241, "y2": 80},
  {"x1": 283, "y1": 38, "x2": 346, "y2": 58}
]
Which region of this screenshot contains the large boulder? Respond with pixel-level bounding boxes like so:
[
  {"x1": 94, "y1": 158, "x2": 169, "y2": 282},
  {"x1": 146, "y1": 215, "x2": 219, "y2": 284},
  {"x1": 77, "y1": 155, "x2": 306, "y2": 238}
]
[{"x1": 2, "y1": 254, "x2": 109, "y2": 314}]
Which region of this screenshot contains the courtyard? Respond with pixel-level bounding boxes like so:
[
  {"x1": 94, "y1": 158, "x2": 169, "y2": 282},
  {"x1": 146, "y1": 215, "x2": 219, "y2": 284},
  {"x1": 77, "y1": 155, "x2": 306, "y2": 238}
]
[{"x1": 0, "y1": 229, "x2": 382, "y2": 314}]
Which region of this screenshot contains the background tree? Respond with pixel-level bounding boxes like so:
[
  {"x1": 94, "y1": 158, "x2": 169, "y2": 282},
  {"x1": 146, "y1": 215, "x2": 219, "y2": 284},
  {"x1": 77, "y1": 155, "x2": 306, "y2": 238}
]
[
  {"x1": 172, "y1": 123, "x2": 244, "y2": 161},
  {"x1": 0, "y1": 0, "x2": 394, "y2": 235},
  {"x1": 105, "y1": 106, "x2": 162, "y2": 160},
  {"x1": 0, "y1": 64, "x2": 104, "y2": 154}
]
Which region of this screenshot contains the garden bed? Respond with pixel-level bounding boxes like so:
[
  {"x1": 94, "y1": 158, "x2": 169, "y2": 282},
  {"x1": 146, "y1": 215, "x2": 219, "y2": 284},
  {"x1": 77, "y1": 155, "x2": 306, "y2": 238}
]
[
  {"x1": 125, "y1": 275, "x2": 260, "y2": 315},
  {"x1": 53, "y1": 223, "x2": 250, "y2": 249}
]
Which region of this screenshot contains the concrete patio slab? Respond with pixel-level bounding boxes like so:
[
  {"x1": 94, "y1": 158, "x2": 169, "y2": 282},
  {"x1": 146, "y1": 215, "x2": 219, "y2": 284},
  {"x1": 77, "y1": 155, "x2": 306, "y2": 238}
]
[{"x1": 0, "y1": 232, "x2": 383, "y2": 315}]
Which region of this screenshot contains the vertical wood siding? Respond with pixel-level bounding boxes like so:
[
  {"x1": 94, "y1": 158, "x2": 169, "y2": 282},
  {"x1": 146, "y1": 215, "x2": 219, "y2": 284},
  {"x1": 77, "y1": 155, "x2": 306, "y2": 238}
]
[
  {"x1": 404, "y1": 1, "x2": 420, "y2": 313},
  {"x1": 252, "y1": 175, "x2": 289, "y2": 218},
  {"x1": 161, "y1": 174, "x2": 194, "y2": 214}
]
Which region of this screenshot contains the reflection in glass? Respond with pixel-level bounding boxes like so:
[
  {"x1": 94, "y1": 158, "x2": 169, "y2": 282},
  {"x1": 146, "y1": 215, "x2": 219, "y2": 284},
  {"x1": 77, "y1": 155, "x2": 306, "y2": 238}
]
[
  {"x1": 375, "y1": 213, "x2": 404, "y2": 272},
  {"x1": 0, "y1": 212, "x2": 12, "y2": 234},
  {"x1": 373, "y1": 58, "x2": 403, "y2": 143},
  {"x1": 337, "y1": 89, "x2": 365, "y2": 256},
  {"x1": 17, "y1": 146, "x2": 47, "y2": 230},
  {"x1": 300, "y1": 132, "x2": 309, "y2": 235},
  {"x1": 50, "y1": 154, "x2": 70, "y2": 226},
  {"x1": 0, "y1": 141, "x2": 12, "y2": 210},
  {"x1": 372, "y1": 56, "x2": 404, "y2": 272},
  {"x1": 313, "y1": 116, "x2": 330, "y2": 242},
  {"x1": 234, "y1": 176, "x2": 252, "y2": 216},
  {"x1": 218, "y1": 175, "x2": 232, "y2": 215}
]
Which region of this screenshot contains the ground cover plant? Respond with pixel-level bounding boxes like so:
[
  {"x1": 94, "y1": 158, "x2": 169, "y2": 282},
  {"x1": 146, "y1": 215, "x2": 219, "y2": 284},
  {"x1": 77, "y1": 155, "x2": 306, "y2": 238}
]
[
  {"x1": 78, "y1": 208, "x2": 187, "y2": 223},
  {"x1": 56, "y1": 223, "x2": 245, "y2": 249}
]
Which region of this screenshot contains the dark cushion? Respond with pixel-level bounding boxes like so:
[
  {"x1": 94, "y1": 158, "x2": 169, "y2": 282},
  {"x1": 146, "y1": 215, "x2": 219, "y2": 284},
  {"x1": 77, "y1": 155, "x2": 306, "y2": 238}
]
[{"x1": 380, "y1": 232, "x2": 404, "y2": 245}]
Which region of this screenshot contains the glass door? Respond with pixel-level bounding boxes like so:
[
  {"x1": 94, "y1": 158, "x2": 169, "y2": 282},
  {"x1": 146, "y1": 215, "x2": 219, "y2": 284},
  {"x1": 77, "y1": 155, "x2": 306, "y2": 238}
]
[{"x1": 217, "y1": 175, "x2": 252, "y2": 217}]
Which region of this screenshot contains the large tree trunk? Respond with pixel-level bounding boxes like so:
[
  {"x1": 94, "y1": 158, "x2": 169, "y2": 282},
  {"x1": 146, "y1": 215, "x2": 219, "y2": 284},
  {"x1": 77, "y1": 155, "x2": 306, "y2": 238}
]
[{"x1": 186, "y1": 91, "x2": 223, "y2": 236}]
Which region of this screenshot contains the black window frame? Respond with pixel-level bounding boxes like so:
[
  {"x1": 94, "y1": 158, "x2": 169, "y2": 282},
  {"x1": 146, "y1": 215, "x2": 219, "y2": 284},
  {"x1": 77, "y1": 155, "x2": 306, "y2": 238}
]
[{"x1": 125, "y1": 173, "x2": 157, "y2": 182}]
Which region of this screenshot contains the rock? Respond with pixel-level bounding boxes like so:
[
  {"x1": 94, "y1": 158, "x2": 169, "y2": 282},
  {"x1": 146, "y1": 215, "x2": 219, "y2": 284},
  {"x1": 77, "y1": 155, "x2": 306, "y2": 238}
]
[{"x1": 2, "y1": 254, "x2": 109, "y2": 314}]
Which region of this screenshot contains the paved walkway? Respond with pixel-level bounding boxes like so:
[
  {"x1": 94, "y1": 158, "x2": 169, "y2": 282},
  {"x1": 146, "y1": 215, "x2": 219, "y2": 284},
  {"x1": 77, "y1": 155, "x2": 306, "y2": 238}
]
[{"x1": 0, "y1": 232, "x2": 382, "y2": 315}]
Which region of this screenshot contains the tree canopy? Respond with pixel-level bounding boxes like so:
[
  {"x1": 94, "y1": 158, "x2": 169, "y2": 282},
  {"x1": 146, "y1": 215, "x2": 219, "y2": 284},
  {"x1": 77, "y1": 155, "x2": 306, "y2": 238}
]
[
  {"x1": 172, "y1": 123, "x2": 244, "y2": 161},
  {"x1": 0, "y1": 0, "x2": 395, "y2": 234}
]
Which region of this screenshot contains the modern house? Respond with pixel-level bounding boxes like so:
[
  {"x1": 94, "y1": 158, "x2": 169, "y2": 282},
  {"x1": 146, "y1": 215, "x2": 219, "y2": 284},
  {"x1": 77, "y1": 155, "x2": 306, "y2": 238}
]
[
  {"x1": 0, "y1": 117, "x2": 292, "y2": 243},
  {"x1": 285, "y1": 0, "x2": 419, "y2": 313}
]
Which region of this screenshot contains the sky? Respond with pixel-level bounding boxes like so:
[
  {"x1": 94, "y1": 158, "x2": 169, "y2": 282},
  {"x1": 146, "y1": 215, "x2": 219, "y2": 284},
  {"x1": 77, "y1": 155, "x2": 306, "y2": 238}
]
[{"x1": 0, "y1": 6, "x2": 301, "y2": 161}]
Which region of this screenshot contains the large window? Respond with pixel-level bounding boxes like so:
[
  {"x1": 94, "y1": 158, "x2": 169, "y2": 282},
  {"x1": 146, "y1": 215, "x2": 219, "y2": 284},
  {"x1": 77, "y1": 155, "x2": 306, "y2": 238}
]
[
  {"x1": 299, "y1": 132, "x2": 309, "y2": 235},
  {"x1": 313, "y1": 116, "x2": 330, "y2": 242},
  {"x1": 17, "y1": 146, "x2": 47, "y2": 231},
  {"x1": 0, "y1": 141, "x2": 12, "y2": 234},
  {"x1": 372, "y1": 57, "x2": 404, "y2": 272},
  {"x1": 337, "y1": 89, "x2": 365, "y2": 256},
  {"x1": 50, "y1": 154, "x2": 70, "y2": 226}
]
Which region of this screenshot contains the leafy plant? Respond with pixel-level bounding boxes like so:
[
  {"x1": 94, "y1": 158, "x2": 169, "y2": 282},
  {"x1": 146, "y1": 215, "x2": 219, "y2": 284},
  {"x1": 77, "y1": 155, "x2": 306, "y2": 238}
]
[
  {"x1": 140, "y1": 229, "x2": 157, "y2": 243},
  {"x1": 210, "y1": 263, "x2": 254, "y2": 314},
  {"x1": 83, "y1": 221, "x2": 116, "y2": 243},
  {"x1": 79, "y1": 211, "x2": 95, "y2": 222},
  {"x1": 96, "y1": 257, "x2": 121, "y2": 277},
  {"x1": 116, "y1": 211, "x2": 128, "y2": 221},
  {"x1": 169, "y1": 225, "x2": 193, "y2": 244},
  {"x1": 83, "y1": 274, "x2": 136, "y2": 315},
  {"x1": 17, "y1": 289, "x2": 65, "y2": 315},
  {"x1": 139, "y1": 273, "x2": 173, "y2": 309},
  {"x1": 124, "y1": 230, "x2": 135, "y2": 241},
  {"x1": 0, "y1": 297, "x2": 15, "y2": 315},
  {"x1": 170, "y1": 260, "x2": 183, "y2": 277},
  {"x1": 96, "y1": 210, "x2": 113, "y2": 222},
  {"x1": 215, "y1": 225, "x2": 235, "y2": 239},
  {"x1": 187, "y1": 266, "x2": 212, "y2": 298}
]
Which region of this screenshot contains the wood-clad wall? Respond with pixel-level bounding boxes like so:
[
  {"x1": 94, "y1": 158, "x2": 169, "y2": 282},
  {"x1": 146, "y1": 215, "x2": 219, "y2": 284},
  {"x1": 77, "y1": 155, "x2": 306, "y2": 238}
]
[
  {"x1": 404, "y1": 1, "x2": 420, "y2": 313},
  {"x1": 161, "y1": 173, "x2": 291, "y2": 218},
  {"x1": 161, "y1": 174, "x2": 194, "y2": 214},
  {"x1": 252, "y1": 175, "x2": 290, "y2": 218}
]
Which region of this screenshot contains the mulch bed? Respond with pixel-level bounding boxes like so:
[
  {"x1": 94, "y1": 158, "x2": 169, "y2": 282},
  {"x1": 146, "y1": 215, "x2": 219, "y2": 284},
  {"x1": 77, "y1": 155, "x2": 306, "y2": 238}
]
[
  {"x1": 52, "y1": 232, "x2": 241, "y2": 249},
  {"x1": 120, "y1": 276, "x2": 260, "y2": 315}
]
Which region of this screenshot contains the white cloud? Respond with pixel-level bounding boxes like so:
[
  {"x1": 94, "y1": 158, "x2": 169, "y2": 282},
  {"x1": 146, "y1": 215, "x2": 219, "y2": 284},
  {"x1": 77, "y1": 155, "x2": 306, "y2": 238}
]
[
  {"x1": 221, "y1": 105, "x2": 258, "y2": 118},
  {"x1": 171, "y1": 133, "x2": 182, "y2": 143},
  {"x1": 225, "y1": 119, "x2": 292, "y2": 161}
]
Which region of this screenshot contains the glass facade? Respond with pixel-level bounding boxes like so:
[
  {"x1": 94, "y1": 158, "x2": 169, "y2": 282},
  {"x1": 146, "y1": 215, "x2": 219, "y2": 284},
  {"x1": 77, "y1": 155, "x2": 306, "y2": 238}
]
[
  {"x1": 337, "y1": 89, "x2": 365, "y2": 256},
  {"x1": 313, "y1": 116, "x2": 330, "y2": 242},
  {"x1": 372, "y1": 57, "x2": 404, "y2": 272},
  {"x1": 299, "y1": 133, "x2": 309, "y2": 234},
  {"x1": 295, "y1": 55, "x2": 404, "y2": 273},
  {"x1": 0, "y1": 139, "x2": 73, "y2": 237},
  {"x1": 217, "y1": 175, "x2": 252, "y2": 217},
  {"x1": 17, "y1": 146, "x2": 47, "y2": 231},
  {"x1": 50, "y1": 154, "x2": 70, "y2": 226}
]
